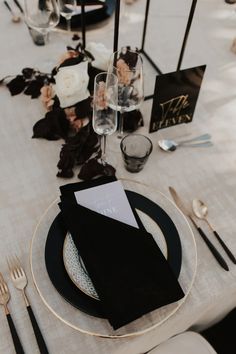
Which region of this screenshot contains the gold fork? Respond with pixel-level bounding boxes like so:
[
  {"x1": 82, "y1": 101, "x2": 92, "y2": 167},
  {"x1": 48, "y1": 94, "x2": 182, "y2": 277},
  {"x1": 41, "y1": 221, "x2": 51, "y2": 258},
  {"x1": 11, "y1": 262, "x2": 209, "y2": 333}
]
[
  {"x1": 7, "y1": 256, "x2": 49, "y2": 354},
  {"x1": 0, "y1": 272, "x2": 25, "y2": 354}
]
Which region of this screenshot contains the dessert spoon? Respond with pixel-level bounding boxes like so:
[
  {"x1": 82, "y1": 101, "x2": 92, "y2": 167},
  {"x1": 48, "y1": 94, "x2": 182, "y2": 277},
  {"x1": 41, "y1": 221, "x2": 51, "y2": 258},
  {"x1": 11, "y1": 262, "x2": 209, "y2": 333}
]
[
  {"x1": 192, "y1": 199, "x2": 236, "y2": 264},
  {"x1": 158, "y1": 133, "x2": 212, "y2": 152}
]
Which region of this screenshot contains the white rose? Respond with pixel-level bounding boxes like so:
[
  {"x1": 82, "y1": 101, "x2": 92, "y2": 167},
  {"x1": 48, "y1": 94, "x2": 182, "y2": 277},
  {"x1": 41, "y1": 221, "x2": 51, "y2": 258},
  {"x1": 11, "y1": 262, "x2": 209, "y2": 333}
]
[
  {"x1": 86, "y1": 42, "x2": 112, "y2": 71},
  {"x1": 54, "y1": 61, "x2": 90, "y2": 108}
]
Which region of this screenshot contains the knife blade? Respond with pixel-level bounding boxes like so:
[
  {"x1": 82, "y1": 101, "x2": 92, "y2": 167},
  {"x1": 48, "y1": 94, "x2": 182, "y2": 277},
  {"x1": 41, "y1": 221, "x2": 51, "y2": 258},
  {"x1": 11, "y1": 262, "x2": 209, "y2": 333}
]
[
  {"x1": 169, "y1": 186, "x2": 229, "y2": 271},
  {"x1": 169, "y1": 187, "x2": 191, "y2": 217}
]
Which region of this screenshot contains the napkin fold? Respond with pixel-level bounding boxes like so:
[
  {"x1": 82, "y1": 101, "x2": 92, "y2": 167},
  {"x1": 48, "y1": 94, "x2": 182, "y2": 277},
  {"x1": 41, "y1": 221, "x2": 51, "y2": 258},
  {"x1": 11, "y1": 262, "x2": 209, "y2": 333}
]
[
  {"x1": 60, "y1": 176, "x2": 117, "y2": 205},
  {"x1": 59, "y1": 177, "x2": 184, "y2": 329}
]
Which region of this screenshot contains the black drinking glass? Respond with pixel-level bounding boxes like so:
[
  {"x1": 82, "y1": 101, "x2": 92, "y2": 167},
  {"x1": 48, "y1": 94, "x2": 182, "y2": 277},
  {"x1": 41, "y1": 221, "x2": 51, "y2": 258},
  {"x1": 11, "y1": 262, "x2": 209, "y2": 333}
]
[{"x1": 120, "y1": 134, "x2": 153, "y2": 173}]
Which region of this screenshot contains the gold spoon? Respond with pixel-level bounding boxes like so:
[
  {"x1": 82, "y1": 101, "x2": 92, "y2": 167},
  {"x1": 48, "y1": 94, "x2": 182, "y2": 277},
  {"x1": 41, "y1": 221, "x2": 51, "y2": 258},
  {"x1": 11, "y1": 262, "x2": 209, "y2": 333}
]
[
  {"x1": 192, "y1": 199, "x2": 236, "y2": 264},
  {"x1": 4, "y1": 0, "x2": 21, "y2": 23}
]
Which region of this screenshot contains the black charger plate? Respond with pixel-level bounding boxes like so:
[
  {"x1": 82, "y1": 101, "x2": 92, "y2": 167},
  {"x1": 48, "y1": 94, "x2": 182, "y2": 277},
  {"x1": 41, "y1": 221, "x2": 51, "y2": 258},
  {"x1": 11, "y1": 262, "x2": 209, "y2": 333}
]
[
  {"x1": 45, "y1": 191, "x2": 182, "y2": 318},
  {"x1": 58, "y1": 0, "x2": 116, "y2": 30}
]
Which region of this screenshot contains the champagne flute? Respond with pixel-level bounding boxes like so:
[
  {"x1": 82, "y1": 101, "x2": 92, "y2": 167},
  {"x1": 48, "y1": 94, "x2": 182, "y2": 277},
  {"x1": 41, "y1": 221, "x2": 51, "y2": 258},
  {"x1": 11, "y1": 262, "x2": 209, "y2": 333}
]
[
  {"x1": 58, "y1": 0, "x2": 76, "y2": 32},
  {"x1": 24, "y1": 0, "x2": 60, "y2": 42},
  {"x1": 92, "y1": 72, "x2": 118, "y2": 165},
  {"x1": 108, "y1": 48, "x2": 144, "y2": 138}
]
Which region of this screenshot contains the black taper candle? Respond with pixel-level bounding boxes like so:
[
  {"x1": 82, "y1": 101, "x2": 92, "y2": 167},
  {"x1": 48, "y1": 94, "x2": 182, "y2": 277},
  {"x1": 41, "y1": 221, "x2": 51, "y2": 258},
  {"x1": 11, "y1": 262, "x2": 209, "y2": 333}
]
[
  {"x1": 141, "y1": 0, "x2": 150, "y2": 51},
  {"x1": 113, "y1": 0, "x2": 120, "y2": 53},
  {"x1": 80, "y1": 0, "x2": 86, "y2": 49}
]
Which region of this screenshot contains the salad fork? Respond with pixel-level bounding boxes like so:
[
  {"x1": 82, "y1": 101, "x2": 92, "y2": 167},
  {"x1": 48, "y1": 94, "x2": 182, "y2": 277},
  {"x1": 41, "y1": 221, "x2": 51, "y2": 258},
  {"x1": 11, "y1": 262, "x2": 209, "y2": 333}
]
[
  {"x1": 7, "y1": 256, "x2": 49, "y2": 354},
  {"x1": 0, "y1": 272, "x2": 25, "y2": 354}
]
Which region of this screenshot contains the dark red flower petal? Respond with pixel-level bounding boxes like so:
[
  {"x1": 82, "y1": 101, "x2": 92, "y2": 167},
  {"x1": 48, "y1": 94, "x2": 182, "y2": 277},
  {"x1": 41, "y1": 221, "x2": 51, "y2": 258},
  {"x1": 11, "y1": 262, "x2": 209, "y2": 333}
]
[
  {"x1": 7, "y1": 75, "x2": 27, "y2": 96},
  {"x1": 22, "y1": 68, "x2": 34, "y2": 79},
  {"x1": 78, "y1": 158, "x2": 116, "y2": 181}
]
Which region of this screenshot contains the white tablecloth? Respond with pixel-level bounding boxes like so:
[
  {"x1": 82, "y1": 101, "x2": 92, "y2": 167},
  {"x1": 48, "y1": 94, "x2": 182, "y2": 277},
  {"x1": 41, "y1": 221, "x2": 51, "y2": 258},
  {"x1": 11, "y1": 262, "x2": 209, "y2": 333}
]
[{"x1": 1, "y1": 0, "x2": 236, "y2": 353}]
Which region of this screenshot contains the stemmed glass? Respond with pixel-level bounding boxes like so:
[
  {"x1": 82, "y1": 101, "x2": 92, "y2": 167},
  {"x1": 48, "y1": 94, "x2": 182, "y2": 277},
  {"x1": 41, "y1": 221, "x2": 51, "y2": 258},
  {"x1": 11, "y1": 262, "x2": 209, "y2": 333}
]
[
  {"x1": 92, "y1": 72, "x2": 118, "y2": 165},
  {"x1": 108, "y1": 48, "x2": 144, "y2": 138},
  {"x1": 58, "y1": 0, "x2": 76, "y2": 33},
  {"x1": 24, "y1": 0, "x2": 60, "y2": 42}
]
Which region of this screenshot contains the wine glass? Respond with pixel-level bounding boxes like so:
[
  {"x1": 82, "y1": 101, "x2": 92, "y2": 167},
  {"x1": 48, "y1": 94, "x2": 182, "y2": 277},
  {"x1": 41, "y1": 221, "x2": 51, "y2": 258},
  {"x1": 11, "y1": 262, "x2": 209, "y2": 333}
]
[
  {"x1": 108, "y1": 48, "x2": 144, "y2": 138},
  {"x1": 92, "y1": 72, "x2": 118, "y2": 165},
  {"x1": 58, "y1": 0, "x2": 76, "y2": 33},
  {"x1": 24, "y1": 0, "x2": 60, "y2": 42}
]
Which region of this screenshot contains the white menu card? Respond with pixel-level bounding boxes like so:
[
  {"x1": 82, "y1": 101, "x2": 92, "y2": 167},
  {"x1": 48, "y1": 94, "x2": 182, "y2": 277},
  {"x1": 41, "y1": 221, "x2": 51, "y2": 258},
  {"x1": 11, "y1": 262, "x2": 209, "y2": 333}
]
[{"x1": 74, "y1": 181, "x2": 138, "y2": 228}]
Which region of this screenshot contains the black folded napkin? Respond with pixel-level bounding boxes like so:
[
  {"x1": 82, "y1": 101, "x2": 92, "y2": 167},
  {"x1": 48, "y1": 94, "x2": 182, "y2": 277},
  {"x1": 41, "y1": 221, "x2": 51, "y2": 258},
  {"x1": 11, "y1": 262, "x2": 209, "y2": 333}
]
[{"x1": 59, "y1": 177, "x2": 184, "y2": 329}]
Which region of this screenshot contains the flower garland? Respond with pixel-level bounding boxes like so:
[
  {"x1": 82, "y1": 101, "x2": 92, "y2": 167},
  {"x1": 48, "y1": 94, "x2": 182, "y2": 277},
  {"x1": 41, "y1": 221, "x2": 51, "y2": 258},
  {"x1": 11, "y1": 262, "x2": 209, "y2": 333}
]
[{"x1": 1, "y1": 42, "x2": 143, "y2": 180}]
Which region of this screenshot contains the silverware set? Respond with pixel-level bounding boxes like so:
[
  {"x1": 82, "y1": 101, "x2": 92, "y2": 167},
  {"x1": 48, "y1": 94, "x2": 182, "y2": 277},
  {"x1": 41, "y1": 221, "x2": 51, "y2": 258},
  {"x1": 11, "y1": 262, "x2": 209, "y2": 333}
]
[
  {"x1": 169, "y1": 187, "x2": 236, "y2": 271},
  {"x1": 0, "y1": 256, "x2": 49, "y2": 354},
  {"x1": 158, "y1": 133, "x2": 213, "y2": 152},
  {"x1": 192, "y1": 199, "x2": 236, "y2": 264}
]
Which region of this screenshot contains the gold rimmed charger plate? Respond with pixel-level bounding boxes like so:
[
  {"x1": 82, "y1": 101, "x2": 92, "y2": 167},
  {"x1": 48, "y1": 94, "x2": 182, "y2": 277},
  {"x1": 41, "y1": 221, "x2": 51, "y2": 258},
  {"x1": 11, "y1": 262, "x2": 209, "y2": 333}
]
[{"x1": 30, "y1": 179, "x2": 197, "y2": 338}]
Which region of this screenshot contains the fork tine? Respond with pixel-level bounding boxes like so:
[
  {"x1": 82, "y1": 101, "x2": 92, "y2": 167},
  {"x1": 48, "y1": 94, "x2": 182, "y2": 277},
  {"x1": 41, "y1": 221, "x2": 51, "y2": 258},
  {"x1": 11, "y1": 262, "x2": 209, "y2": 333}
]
[
  {"x1": 9, "y1": 255, "x2": 25, "y2": 279},
  {"x1": 0, "y1": 272, "x2": 4, "y2": 282},
  {"x1": 15, "y1": 255, "x2": 25, "y2": 276},
  {"x1": 16, "y1": 268, "x2": 21, "y2": 278},
  {"x1": 0, "y1": 273, "x2": 7, "y2": 293},
  {"x1": 0, "y1": 283, "x2": 5, "y2": 294},
  {"x1": 13, "y1": 269, "x2": 18, "y2": 279}
]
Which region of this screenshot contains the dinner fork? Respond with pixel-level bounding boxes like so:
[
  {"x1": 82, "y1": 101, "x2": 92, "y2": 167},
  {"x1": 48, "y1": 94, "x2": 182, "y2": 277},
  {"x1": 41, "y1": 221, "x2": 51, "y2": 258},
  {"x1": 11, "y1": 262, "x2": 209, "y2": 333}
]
[
  {"x1": 7, "y1": 256, "x2": 49, "y2": 354},
  {"x1": 0, "y1": 272, "x2": 25, "y2": 354}
]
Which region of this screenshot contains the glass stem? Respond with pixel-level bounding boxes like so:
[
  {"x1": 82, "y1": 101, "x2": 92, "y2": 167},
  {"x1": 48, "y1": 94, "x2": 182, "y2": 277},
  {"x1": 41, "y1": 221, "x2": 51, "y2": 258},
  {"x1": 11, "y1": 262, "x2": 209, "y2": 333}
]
[
  {"x1": 67, "y1": 17, "x2": 71, "y2": 32},
  {"x1": 117, "y1": 111, "x2": 124, "y2": 139},
  {"x1": 101, "y1": 135, "x2": 107, "y2": 165}
]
